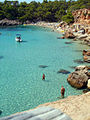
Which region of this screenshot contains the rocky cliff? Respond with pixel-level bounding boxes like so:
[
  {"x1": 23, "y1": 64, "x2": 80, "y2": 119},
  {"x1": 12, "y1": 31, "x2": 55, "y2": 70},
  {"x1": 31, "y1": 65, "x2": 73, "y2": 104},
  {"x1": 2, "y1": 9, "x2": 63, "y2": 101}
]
[{"x1": 72, "y1": 9, "x2": 90, "y2": 25}]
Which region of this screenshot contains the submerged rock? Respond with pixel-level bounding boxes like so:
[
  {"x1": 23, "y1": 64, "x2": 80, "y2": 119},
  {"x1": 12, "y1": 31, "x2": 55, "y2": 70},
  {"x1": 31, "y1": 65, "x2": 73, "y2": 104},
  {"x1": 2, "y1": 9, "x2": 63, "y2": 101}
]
[
  {"x1": 74, "y1": 50, "x2": 82, "y2": 52},
  {"x1": 65, "y1": 42, "x2": 73, "y2": 44},
  {"x1": 39, "y1": 65, "x2": 48, "y2": 68},
  {"x1": 57, "y1": 69, "x2": 70, "y2": 74},
  {"x1": 69, "y1": 66, "x2": 76, "y2": 69},
  {"x1": 0, "y1": 110, "x2": 2, "y2": 115},
  {"x1": 73, "y1": 59, "x2": 84, "y2": 64},
  {"x1": 0, "y1": 56, "x2": 3, "y2": 59},
  {"x1": 57, "y1": 36, "x2": 65, "y2": 39}
]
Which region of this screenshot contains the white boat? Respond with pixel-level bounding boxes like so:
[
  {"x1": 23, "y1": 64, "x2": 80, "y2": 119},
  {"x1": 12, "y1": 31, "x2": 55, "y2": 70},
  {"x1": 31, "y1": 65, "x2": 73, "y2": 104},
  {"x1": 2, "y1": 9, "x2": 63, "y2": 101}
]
[{"x1": 15, "y1": 34, "x2": 22, "y2": 42}]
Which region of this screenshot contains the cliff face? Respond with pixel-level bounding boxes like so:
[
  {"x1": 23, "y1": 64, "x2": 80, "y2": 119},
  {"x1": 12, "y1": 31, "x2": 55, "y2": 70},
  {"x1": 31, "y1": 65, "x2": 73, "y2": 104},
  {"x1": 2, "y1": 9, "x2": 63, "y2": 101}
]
[{"x1": 72, "y1": 9, "x2": 90, "y2": 25}]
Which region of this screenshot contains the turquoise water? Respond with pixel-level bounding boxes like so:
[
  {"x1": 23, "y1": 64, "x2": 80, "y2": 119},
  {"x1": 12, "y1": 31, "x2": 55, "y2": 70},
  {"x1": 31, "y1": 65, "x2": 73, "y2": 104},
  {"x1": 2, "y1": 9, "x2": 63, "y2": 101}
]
[{"x1": 0, "y1": 25, "x2": 89, "y2": 117}]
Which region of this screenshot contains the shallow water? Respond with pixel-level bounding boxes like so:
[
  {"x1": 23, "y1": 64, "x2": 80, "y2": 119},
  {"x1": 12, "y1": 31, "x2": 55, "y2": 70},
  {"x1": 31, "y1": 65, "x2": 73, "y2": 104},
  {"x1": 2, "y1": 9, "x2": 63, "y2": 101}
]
[{"x1": 0, "y1": 25, "x2": 89, "y2": 117}]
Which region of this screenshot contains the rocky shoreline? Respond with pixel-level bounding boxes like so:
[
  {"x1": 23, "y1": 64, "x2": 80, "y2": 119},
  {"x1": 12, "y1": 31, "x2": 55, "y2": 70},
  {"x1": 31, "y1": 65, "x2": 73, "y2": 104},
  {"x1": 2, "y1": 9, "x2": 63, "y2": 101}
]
[
  {"x1": 0, "y1": 18, "x2": 22, "y2": 26},
  {"x1": 29, "y1": 20, "x2": 90, "y2": 46}
]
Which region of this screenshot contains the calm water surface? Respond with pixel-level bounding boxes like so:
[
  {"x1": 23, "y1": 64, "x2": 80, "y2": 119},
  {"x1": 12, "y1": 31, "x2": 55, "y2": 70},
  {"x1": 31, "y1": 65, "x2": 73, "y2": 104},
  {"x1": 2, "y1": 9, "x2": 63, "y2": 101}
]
[{"x1": 0, "y1": 25, "x2": 89, "y2": 117}]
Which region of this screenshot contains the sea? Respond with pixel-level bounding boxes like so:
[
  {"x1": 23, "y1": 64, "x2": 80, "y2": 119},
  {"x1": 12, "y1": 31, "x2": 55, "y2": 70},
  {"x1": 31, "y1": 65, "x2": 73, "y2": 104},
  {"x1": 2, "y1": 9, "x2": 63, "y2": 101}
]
[{"x1": 0, "y1": 25, "x2": 89, "y2": 117}]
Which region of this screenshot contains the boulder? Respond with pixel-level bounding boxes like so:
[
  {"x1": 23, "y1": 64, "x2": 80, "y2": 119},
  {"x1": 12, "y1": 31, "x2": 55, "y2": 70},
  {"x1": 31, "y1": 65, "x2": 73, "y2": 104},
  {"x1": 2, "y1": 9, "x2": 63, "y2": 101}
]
[
  {"x1": 87, "y1": 79, "x2": 90, "y2": 89},
  {"x1": 75, "y1": 65, "x2": 88, "y2": 72},
  {"x1": 83, "y1": 56, "x2": 90, "y2": 63},
  {"x1": 64, "y1": 32, "x2": 75, "y2": 39},
  {"x1": 67, "y1": 71, "x2": 88, "y2": 88},
  {"x1": 83, "y1": 50, "x2": 90, "y2": 56}
]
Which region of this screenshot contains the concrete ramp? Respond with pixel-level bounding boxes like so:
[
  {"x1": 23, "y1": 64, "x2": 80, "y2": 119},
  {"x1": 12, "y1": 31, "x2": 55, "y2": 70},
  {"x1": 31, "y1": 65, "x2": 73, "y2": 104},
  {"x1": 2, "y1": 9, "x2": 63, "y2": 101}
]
[{"x1": 0, "y1": 106, "x2": 72, "y2": 120}]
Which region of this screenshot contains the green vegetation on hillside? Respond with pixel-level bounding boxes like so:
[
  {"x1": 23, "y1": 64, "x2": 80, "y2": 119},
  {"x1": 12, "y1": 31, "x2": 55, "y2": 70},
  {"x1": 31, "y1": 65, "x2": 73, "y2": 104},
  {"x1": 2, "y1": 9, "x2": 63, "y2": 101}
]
[{"x1": 0, "y1": 0, "x2": 90, "y2": 23}]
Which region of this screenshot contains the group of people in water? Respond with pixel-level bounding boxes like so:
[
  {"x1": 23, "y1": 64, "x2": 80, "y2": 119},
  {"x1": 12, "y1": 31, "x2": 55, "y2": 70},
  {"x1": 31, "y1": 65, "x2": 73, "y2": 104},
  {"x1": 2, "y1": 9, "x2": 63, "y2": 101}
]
[{"x1": 42, "y1": 73, "x2": 65, "y2": 98}]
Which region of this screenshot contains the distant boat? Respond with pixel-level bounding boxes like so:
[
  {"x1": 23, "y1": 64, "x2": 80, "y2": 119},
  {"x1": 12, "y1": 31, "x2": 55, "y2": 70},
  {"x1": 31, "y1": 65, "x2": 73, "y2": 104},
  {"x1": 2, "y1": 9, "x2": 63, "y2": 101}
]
[{"x1": 15, "y1": 34, "x2": 22, "y2": 42}]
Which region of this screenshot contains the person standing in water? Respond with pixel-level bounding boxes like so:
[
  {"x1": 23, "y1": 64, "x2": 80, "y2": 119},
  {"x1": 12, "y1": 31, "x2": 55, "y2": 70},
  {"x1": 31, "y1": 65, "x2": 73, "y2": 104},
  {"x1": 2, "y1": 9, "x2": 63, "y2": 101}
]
[
  {"x1": 61, "y1": 86, "x2": 65, "y2": 98},
  {"x1": 42, "y1": 73, "x2": 45, "y2": 80}
]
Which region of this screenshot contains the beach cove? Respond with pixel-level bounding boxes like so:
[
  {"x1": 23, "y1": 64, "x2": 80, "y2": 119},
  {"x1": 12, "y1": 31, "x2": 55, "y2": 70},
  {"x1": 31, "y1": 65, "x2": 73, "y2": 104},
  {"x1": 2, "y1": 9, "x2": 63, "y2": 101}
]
[{"x1": 0, "y1": 25, "x2": 90, "y2": 118}]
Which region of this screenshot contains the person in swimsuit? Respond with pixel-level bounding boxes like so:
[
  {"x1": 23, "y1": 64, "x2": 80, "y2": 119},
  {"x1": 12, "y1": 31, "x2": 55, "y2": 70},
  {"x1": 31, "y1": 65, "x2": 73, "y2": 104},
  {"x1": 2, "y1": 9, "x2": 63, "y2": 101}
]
[
  {"x1": 61, "y1": 86, "x2": 65, "y2": 98},
  {"x1": 42, "y1": 73, "x2": 45, "y2": 80}
]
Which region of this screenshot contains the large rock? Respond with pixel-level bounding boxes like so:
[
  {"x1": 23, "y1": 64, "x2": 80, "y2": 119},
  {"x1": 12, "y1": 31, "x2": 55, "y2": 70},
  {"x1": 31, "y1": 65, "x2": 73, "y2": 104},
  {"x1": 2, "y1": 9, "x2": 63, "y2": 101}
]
[
  {"x1": 67, "y1": 71, "x2": 88, "y2": 88},
  {"x1": 67, "y1": 65, "x2": 89, "y2": 89},
  {"x1": 83, "y1": 50, "x2": 90, "y2": 63},
  {"x1": 83, "y1": 56, "x2": 90, "y2": 63},
  {"x1": 83, "y1": 50, "x2": 90, "y2": 56},
  {"x1": 64, "y1": 32, "x2": 75, "y2": 39}
]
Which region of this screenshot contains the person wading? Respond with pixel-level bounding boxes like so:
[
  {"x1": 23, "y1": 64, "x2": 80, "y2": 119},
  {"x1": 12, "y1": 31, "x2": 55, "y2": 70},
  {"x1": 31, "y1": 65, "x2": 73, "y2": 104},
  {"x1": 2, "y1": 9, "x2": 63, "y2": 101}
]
[
  {"x1": 42, "y1": 73, "x2": 45, "y2": 80},
  {"x1": 61, "y1": 86, "x2": 65, "y2": 98}
]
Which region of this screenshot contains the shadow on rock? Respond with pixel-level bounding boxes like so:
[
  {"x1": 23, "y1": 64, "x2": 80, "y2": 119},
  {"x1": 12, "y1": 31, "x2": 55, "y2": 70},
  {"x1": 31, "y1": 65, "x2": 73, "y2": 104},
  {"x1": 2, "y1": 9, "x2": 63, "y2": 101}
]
[
  {"x1": 57, "y1": 69, "x2": 70, "y2": 74},
  {"x1": 74, "y1": 59, "x2": 84, "y2": 64},
  {"x1": 39, "y1": 65, "x2": 48, "y2": 68}
]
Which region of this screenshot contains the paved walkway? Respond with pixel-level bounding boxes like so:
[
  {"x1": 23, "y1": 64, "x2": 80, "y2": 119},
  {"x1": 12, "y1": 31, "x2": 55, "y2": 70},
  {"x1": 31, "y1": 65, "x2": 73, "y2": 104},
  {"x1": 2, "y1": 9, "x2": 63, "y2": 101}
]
[{"x1": 0, "y1": 106, "x2": 72, "y2": 120}]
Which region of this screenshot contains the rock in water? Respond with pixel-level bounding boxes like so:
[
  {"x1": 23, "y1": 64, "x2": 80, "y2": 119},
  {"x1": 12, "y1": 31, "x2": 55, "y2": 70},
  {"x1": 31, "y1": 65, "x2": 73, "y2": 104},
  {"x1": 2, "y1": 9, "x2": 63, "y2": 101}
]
[
  {"x1": 64, "y1": 32, "x2": 75, "y2": 39},
  {"x1": 67, "y1": 71, "x2": 88, "y2": 88},
  {"x1": 67, "y1": 66, "x2": 89, "y2": 89},
  {"x1": 57, "y1": 69, "x2": 70, "y2": 74},
  {"x1": 0, "y1": 110, "x2": 2, "y2": 115},
  {"x1": 39, "y1": 65, "x2": 48, "y2": 68},
  {"x1": 65, "y1": 42, "x2": 73, "y2": 44},
  {"x1": 0, "y1": 56, "x2": 3, "y2": 59},
  {"x1": 73, "y1": 59, "x2": 84, "y2": 64}
]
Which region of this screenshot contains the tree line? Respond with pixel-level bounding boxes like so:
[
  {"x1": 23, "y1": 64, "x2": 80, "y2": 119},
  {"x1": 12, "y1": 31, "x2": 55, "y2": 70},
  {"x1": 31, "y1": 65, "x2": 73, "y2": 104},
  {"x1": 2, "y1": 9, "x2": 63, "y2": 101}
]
[{"x1": 0, "y1": 0, "x2": 90, "y2": 23}]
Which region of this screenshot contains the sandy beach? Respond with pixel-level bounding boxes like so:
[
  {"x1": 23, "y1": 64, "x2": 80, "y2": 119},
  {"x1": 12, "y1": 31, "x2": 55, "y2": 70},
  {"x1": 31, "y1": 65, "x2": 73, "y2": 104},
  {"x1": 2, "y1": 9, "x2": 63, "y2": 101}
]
[{"x1": 38, "y1": 92, "x2": 90, "y2": 120}]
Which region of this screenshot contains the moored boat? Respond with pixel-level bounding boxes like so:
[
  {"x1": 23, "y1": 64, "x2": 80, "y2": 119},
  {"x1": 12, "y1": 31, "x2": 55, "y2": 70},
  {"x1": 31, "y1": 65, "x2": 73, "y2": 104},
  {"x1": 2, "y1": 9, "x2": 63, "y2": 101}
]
[{"x1": 15, "y1": 34, "x2": 22, "y2": 42}]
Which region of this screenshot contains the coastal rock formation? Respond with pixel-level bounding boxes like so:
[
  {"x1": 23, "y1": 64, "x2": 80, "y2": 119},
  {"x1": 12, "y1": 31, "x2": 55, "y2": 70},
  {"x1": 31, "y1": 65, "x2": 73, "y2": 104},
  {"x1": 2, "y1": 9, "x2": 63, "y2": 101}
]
[
  {"x1": 0, "y1": 18, "x2": 22, "y2": 26},
  {"x1": 64, "y1": 32, "x2": 75, "y2": 39},
  {"x1": 83, "y1": 50, "x2": 90, "y2": 56},
  {"x1": 67, "y1": 65, "x2": 89, "y2": 88},
  {"x1": 83, "y1": 50, "x2": 90, "y2": 63},
  {"x1": 72, "y1": 9, "x2": 90, "y2": 25}
]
